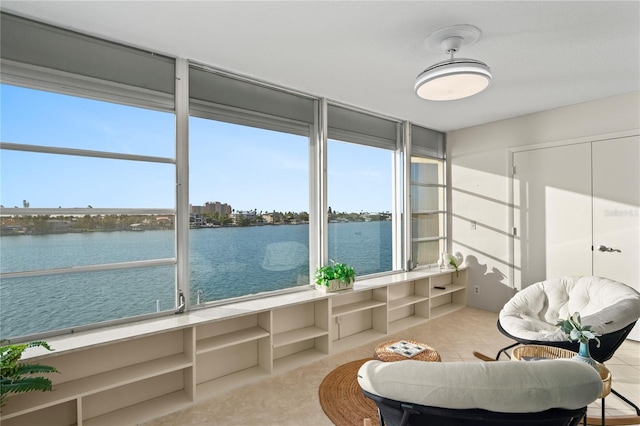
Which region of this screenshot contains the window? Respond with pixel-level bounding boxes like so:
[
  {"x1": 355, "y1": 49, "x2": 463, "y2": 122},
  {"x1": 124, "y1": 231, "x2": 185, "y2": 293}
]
[
  {"x1": 326, "y1": 104, "x2": 401, "y2": 276},
  {"x1": 410, "y1": 125, "x2": 446, "y2": 267},
  {"x1": 187, "y1": 64, "x2": 315, "y2": 305},
  {"x1": 188, "y1": 118, "x2": 310, "y2": 303},
  {"x1": 411, "y1": 157, "x2": 445, "y2": 265},
  {"x1": 327, "y1": 139, "x2": 394, "y2": 275},
  {"x1": 0, "y1": 85, "x2": 176, "y2": 339}
]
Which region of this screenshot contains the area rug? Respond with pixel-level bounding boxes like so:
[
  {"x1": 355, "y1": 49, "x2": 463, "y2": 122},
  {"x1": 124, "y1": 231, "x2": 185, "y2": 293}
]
[{"x1": 318, "y1": 358, "x2": 378, "y2": 426}]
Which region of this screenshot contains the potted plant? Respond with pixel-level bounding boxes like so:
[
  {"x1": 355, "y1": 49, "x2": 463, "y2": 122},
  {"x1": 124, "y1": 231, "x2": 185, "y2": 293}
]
[
  {"x1": 555, "y1": 312, "x2": 600, "y2": 368},
  {"x1": 438, "y1": 252, "x2": 462, "y2": 277},
  {"x1": 314, "y1": 260, "x2": 356, "y2": 292},
  {"x1": 448, "y1": 256, "x2": 460, "y2": 277},
  {"x1": 1, "y1": 340, "x2": 58, "y2": 410}
]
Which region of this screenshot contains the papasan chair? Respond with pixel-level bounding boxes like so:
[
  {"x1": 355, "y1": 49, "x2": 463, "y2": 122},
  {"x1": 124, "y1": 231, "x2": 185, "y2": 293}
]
[
  {"x1": 477, "y1": 276, "x2": 640, "y2": 421},
  {"x1": 358, "y1": 358, "x2": 603, "y2": 426}
]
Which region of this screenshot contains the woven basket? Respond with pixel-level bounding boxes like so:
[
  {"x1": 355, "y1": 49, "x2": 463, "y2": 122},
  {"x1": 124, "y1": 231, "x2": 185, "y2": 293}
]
[
  {"x1": 374, "y1": 340, "x2": 441, "y2": 362},
  {"x1": 511, "y1": 345, "x2": 611, "y2": 397}
]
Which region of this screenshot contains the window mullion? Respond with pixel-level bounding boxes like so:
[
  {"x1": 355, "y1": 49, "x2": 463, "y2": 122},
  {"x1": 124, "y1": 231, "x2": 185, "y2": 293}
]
[
  {"x1": 0, "y1": 142, "x2": 174, "y2": 164},
  {"x1": 403, "y1": 122, "x2": 413, "y2": 270},
  {"x1": 175, "y1": 58, "x2": 190, "y2": 312},
  {"x1": 310, "y1": 98, "x2": 329, "y2": 273},
  {"x1": 392, "y1": 122, "x2": 404, "y2": 271}
]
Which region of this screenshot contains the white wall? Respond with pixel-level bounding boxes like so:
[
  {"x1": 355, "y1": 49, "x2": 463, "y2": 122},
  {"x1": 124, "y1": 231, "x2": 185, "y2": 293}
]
[{"x1": 447, "y1": 91, "x2": 640, "y2": 312}]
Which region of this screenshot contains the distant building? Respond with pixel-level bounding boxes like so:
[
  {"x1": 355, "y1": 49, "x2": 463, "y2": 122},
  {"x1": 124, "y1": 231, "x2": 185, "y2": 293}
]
[
  {"x1": 204, "y1": 201, "x2": 231, "y2": 215},
  {"x1": 190, "y1": 214, "x2": 205, "y2": 228},
  {"x1": 156, "y1": 216, "x2": 173, "y2": 228},
  {"x1": 231, "y1": 210, "x2": 255, "y2": 224},
  {"x1": 190, "y1": 204, "x2": 204, "y2": 214}
]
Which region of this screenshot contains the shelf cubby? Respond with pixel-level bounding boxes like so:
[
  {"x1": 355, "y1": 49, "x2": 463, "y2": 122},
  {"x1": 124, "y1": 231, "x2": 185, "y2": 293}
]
[
  {"x1": 196, "y1": 365, "x2": 270, "y2": 401},
  {"x1": 196, "y1": 312, "x2": 270, "y2": 352},
  {"x1": 332, "y1": 288, "x2": 386, "y2": 315},
  {"x1": 330, "y1": 288, "x2": 387, "y2": 344},
  {"x1": 272, "y1": 300, "x2": 329, "y2": 368},
  {"x1": 194, "y1": 312, "x2": 271, "y2": 395},
  {"x1": 0, "y1": 400, "x2": 76, "y2": 426},
  {"x1": 83, "y1": 390, "x2": 191, "y2": 426},
  {"x1": 273, "y1": 347, "x2": 328, "y2": 374},
  {"x1": 387, "y1": 294, "x2": 429, "y2": 311},
  {"x1": 430, "y1": 268, "x2": 467, "y2": 318},
  {"x1": 387, "y1": 279, "x2": 430, "y2": 328}
]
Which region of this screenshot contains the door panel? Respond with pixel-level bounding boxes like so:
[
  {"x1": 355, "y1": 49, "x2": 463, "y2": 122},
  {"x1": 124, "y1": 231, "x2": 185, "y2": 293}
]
[
  {"x1": 513, "y1": 144, "x2": 592, "y2": 289},
  {"x1": 592, "y1": 135, "x2": 640, "y2": 340}
]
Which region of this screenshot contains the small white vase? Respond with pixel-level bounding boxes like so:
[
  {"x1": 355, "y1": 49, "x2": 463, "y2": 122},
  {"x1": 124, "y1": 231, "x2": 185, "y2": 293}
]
[{"x1": 453, "y1": 252, "x2": 464, "y2": 266}]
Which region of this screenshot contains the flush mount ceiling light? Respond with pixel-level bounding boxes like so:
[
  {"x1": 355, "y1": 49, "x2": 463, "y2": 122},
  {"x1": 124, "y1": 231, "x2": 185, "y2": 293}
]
[{"x1": 414, "y1": 24, "x2": 492, "y2": 101}]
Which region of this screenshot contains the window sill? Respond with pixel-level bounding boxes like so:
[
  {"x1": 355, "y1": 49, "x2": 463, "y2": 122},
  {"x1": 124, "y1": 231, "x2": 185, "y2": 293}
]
[{"x1": 21, "y1": 267, "x2": 464, "y2": 361}]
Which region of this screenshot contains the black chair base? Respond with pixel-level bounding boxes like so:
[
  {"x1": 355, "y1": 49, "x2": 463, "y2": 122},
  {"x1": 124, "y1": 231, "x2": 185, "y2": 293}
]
[
  {"x1": 496, "y1": 320, "x2": 636, "y2": 363},
  {"x1": 363, "y1": 389, "x2": 588, "y2": 426}
]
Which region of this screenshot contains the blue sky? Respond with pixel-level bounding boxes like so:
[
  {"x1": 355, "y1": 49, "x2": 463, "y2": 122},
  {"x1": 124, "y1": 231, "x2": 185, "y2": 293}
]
[{"x1": 1, "y1": 84, "x2": 391, "y2": 213}]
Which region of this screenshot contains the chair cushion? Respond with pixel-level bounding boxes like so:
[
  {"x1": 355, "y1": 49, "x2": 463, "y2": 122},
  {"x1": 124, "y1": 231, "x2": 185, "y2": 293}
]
[
  {"x1": 357, "y1": 359, "x2": 603, "y2": 413},
  {"x1": 499, "y1": 276, "x2": 640, "y2": 341}
]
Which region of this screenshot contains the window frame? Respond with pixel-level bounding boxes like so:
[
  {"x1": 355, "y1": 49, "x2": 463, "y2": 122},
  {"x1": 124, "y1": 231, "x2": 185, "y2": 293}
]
[
  {"x1": 0, "y1": 85, "x2": 179, "y2": 338},
  {"x1": 406, "y1": 124, "x2": 447, "y2": 269},
  {"x1": 324, "y1": 102, "x2": 404, "y2": 274}
]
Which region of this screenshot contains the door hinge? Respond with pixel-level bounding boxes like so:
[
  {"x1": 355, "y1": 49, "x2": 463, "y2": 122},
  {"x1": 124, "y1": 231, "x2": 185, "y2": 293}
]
[
  {"x1": 513, "y1": 227, "x2": 517, "y2": 236},
  {"x1": 512, "y1": 166, "x2": 516, "y2": 175}
]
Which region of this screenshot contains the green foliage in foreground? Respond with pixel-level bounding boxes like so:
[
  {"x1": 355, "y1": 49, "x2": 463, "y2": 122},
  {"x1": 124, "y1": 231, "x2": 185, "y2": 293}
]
[{"x1": 1, "y1": 341, "x2": 58, "y2": 409}]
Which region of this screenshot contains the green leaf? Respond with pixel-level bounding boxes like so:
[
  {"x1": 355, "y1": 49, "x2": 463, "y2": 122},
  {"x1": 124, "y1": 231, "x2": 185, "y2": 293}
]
[
  {"x1": 313, "y1": 261, "x2": 355, "y2": 286},
  {"x1": 556, "y1": 312, "x2": 601, "y2": 344},
  {"x1": 14, "y1": 364, "x2": 58, "y2": 375},
  {"x1": 0, "y1": 376, "x2": 53, "y2": 395}
]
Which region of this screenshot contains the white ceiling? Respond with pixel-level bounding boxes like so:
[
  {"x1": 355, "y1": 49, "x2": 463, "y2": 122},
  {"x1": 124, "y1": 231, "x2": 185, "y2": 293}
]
[{"x1": 2, "y1": 1, "x2": 639, "y2": 132}]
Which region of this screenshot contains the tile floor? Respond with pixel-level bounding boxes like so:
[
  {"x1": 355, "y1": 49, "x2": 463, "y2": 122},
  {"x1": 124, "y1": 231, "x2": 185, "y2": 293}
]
[{"x1": 143, "y1": 307, "x2": 639, "y2": 426}]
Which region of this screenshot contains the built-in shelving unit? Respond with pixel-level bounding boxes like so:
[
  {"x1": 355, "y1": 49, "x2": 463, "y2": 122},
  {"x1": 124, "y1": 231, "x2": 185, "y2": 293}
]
[{"x1": 2, "y1": 268, "x2": 466, "y2": 426}]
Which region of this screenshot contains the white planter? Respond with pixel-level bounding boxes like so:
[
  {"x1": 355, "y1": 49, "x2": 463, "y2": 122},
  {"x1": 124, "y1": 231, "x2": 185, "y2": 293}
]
[{"x1": 317, "y1": 278, "x2": 354, "y2": 293}]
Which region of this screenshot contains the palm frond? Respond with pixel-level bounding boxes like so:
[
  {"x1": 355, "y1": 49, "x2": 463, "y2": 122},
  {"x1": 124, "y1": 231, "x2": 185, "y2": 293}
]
[
  {"x1": 0, "y1": 376, "x2": 54, "y2": 395},
  {"x1": 13, "y1": 364, "x2": 58, "y2": 375},
  {"x1": 0, "y1": 340, "x2": 57, "y2": 408},
  {"x1": 25, "y1": 341, "x2": 53, "y2": 351}
]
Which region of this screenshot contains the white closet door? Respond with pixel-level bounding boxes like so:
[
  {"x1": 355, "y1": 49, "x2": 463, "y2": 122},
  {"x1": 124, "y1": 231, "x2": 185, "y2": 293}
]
[
  {"x1": 592, "y1": 135, "x2": 640, "y2": 340},
  {"x1": 513, "y1": 144, "x2": 592, "y2": 289}
]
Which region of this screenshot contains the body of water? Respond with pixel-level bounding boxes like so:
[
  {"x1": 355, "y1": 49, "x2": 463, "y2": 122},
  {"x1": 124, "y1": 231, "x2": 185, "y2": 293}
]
[{"x1": 0, "y1": 221, "x2": 391, "y2": 339}]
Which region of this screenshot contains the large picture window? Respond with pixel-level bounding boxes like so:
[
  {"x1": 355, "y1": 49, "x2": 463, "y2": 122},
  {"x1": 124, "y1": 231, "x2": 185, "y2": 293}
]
[
  {"x1": 326, "y1": 104, "x2": 400, "y2": 276},
  {"x1": 0, "y1": 85, "x2": 176, "y2": 339},
  {"x1": 188, "y1": 118, "x2": 310, "y2": 304},
  {"x1": 327, "y1": 139, "x2": 394, "y2": 275}
]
